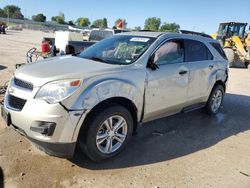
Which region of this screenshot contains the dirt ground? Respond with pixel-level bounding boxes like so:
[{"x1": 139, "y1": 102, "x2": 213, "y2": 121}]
[{"x1": 1, "y1": 30, "x2": 250, "y2": 188}]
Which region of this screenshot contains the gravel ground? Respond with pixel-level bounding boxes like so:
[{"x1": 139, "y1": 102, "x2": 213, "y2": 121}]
[{"x1": 1, "y1": 30, "x2": 250, "y2": 188}]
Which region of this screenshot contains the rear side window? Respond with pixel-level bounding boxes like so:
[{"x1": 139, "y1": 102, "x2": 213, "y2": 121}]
[
  {"x1": 184, "y1": 39, "x2": 213, "y2": 62},
  {"x1": 210, "y1": 42, "x2": 227, "y2": 60}
]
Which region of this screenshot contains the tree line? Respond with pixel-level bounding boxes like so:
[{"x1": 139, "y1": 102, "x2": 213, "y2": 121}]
[{"x1": 0, "y1": 5, "x2": 180, "y2": 32}]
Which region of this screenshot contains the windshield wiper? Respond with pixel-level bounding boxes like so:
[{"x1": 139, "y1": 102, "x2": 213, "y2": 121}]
[
  {"x1": 88, "y1": 56, "x2": 110, "y2": 64},
  {"x1": 72, "y1": 52, "x2": 81, "y2": 56}
]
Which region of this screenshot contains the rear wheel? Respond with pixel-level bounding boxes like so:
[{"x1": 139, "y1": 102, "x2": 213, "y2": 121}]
[
  {"x1": 206, "y1": 85, "x2": 225, "y2": 115},
  {"x1": 224, "y1": 48, "x2": 235, "y2": 67},
  {"x1": 245, "y1": 62, "x2": 249, "y2": 69},
  {"x1": 79, "y1": 105, "x2": 133, "y2": 162}
]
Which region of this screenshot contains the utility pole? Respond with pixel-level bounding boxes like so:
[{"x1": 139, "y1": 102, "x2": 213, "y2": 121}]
[{"x1": 24, "y1": 9, "x2": 26, "y2": 25}]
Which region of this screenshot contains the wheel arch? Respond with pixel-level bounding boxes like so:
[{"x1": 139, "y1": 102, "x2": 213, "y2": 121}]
[
  {"x1": 208, "y1": 67, "x2": 227, "y2": 95},
  {"x1": 213, "y1": 80, "x2": 226, "y2": 92},
  {"x1": 77, "y1": 97, "x2": 139, "y2": 144}
]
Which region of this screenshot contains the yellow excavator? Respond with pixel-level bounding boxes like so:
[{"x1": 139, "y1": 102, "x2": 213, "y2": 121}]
[{"x1": 211, "y1": 22, "x2": 250, "y2": 68}]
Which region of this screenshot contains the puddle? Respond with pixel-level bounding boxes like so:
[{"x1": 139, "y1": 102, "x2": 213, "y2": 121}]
[{"x1": 215, "y1": 112, "x2": 226, "y2": 124}]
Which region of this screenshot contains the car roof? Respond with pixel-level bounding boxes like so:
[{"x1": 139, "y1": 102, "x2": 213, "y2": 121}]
[
  {"x1": 118, "y1": 31, "x2": 218, "y2": 43},
  {"x1": 118, "y1": 31, "x2": 165, "y2": 38},
  {"x1": 163, "y1": 33, "x2": 218, "y2": 43}
]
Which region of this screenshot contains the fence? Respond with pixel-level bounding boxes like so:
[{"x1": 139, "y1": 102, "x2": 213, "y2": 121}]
[{"x1": 0, "y1": 17, "x2": 68, "y2": 31}]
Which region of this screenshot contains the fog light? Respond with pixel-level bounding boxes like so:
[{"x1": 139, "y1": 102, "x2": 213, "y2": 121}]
[{"x1": 30, "y1": 122, "x2": 56, "y2": 136}]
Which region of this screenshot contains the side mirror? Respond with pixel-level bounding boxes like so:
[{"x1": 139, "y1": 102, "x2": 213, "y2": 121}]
[{"x1": 147, "y1": 54, "x2": 159, "y2": 70}]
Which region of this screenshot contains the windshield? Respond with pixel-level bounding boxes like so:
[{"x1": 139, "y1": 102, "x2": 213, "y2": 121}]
[
  {"x1": 89, "y1": 30, "x2": 113, "y2": 41},
  {"x1": 218, "y1": 24, "x2": 227, "y2": 36},
  {"x1": 79, "y1": 35, "x2": 156, "y2": 65},
  {"x1": 218, "y1": 23, "x2": 246, "y2": 38}
]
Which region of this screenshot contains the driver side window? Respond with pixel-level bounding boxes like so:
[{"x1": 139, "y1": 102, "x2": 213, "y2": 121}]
[{"x1": 154, "y1": 40, "x2": 184, "y2": 65}]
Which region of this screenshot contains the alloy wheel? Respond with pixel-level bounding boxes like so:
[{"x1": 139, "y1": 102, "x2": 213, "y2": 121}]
[
  {"x1": 96, "y1": 115, "x2": 128, "y2": 154},
  {"x1": 211, "y1": 89, "x2": 223, "y2": 113}
]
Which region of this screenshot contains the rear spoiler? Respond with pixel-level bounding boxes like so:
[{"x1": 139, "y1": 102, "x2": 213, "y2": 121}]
[{"x1": 180, "y1": 30, "x2": 213, "y2": 39}]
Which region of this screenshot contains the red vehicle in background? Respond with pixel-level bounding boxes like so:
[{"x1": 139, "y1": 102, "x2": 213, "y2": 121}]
[{"x1": 0, "y1": 23, "x2": 6, "y2": 34}]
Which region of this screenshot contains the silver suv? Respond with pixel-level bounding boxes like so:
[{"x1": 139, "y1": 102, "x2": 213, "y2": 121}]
[{"x1": 1, "y1": 32, "x2": 228, "y2": 161}]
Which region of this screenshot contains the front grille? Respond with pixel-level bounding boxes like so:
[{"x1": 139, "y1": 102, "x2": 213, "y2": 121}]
[
  {"x1": 8, "y1": 95, "x2": 27, "y2": 111},
  {"x1": 14, "y1": 77, "x2": 34, "y2": 91}
]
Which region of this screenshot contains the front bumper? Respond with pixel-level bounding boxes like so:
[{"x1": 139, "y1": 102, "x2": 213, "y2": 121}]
[
  {"x1": 1, "y1": 94, "x2": 85, "y2": 158},
  {"x1": 8, "y1": 122, "x2": 76, "y2": 158}
]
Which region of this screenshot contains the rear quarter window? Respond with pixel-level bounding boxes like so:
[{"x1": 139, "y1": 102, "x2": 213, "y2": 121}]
[
  {"x1": 184, "y1": 39, "x2": 213, "y2": 62},
  {"x1": 210, "y1": 42, "x2": 227, "y2": 60}
]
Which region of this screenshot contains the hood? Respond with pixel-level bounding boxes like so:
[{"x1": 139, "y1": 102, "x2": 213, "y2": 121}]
[{"x1": 15, "y1": 56, "x2": 121, "y2": 86}]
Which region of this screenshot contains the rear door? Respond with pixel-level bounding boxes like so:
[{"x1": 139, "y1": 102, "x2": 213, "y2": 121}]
[
  {"x1": 184, "y1": 39, "x2": 214, "y2": 100},
  {"x1": 144, "y1": 39, "x2": 189, "y2": 122}
]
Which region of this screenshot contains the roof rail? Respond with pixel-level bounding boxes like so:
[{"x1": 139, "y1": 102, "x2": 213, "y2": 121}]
[
  {"x1": 139, "y1": 29, "x2": 159, "y2": 32},
  {"x1": 180, "y1": 30, "x2": 213, "y2": 39}
]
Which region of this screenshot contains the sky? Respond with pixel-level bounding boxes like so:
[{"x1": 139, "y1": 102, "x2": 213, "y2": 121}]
[{"x1": 0, "y1": 0, "x2": 249, "y2": 33}]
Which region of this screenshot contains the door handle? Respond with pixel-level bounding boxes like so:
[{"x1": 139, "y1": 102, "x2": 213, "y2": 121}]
[
  {"x1": 209, "y1": 64, "x2": 214, "y2": 69},
  {"x1": 179, "y1": 70, "x2": 188, "y2": 75}
]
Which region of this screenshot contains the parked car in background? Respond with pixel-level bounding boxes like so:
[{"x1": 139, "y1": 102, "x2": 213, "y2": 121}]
[
  {"x1": 65, "y1": 28, "x2": 128, "y2": 54},
  {"x1": 1, "y1": 31, "x2": 228, "y2": 162},
  {"x1": 53, "y1": 28, "x2": 129, "y2": 55},
  {"x1": 89, "y1": 28, "x2": 128, "y2": 41}
]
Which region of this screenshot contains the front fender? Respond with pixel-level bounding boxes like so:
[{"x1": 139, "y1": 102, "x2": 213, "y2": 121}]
[
  {"x1": 73, "y1": 77, "x2": 144, "y2": 118},
  {"x1": 69, "y1": 77, "x2": 144, "y2": 142},
  {"x1": 86, "y1": 79, "x2": 142, "y2": 110}
]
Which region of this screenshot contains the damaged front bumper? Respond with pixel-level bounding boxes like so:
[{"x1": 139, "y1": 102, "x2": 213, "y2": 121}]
[{"x1": 1, "y1": 96, "x2": 85, "y2": 158}]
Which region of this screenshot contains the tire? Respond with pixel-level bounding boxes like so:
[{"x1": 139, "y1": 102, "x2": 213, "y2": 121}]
[
  {"x1": 79, "y1": 105, "x2": 133, "y2": 162},
  {"x1": 245, "y1": 62, "x2": 249, "y2": 69},
  {"x1": 224, "y1": 48, "x2": 235, "y2": 67},
  {"x1": 206, "y1": 85, "x2": 225, "y2": 115}
]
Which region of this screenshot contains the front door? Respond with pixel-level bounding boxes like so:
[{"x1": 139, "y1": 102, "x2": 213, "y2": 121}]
[{"x1": 143, "y1": 39, "x2": 189, "y2": 122}]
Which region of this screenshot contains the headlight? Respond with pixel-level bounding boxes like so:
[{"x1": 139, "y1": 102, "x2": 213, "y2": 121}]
[{"x1": 35, "y1": 79, "x2": 82, "y2": 104}]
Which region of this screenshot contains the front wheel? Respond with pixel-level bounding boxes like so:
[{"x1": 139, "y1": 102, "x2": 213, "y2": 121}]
[
  {"x1": 206, "y1": 85, "x2": 225, "y2": 115},
  {"x1": 79, "y1": 105, "x2": 133, "y2": 162}
]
